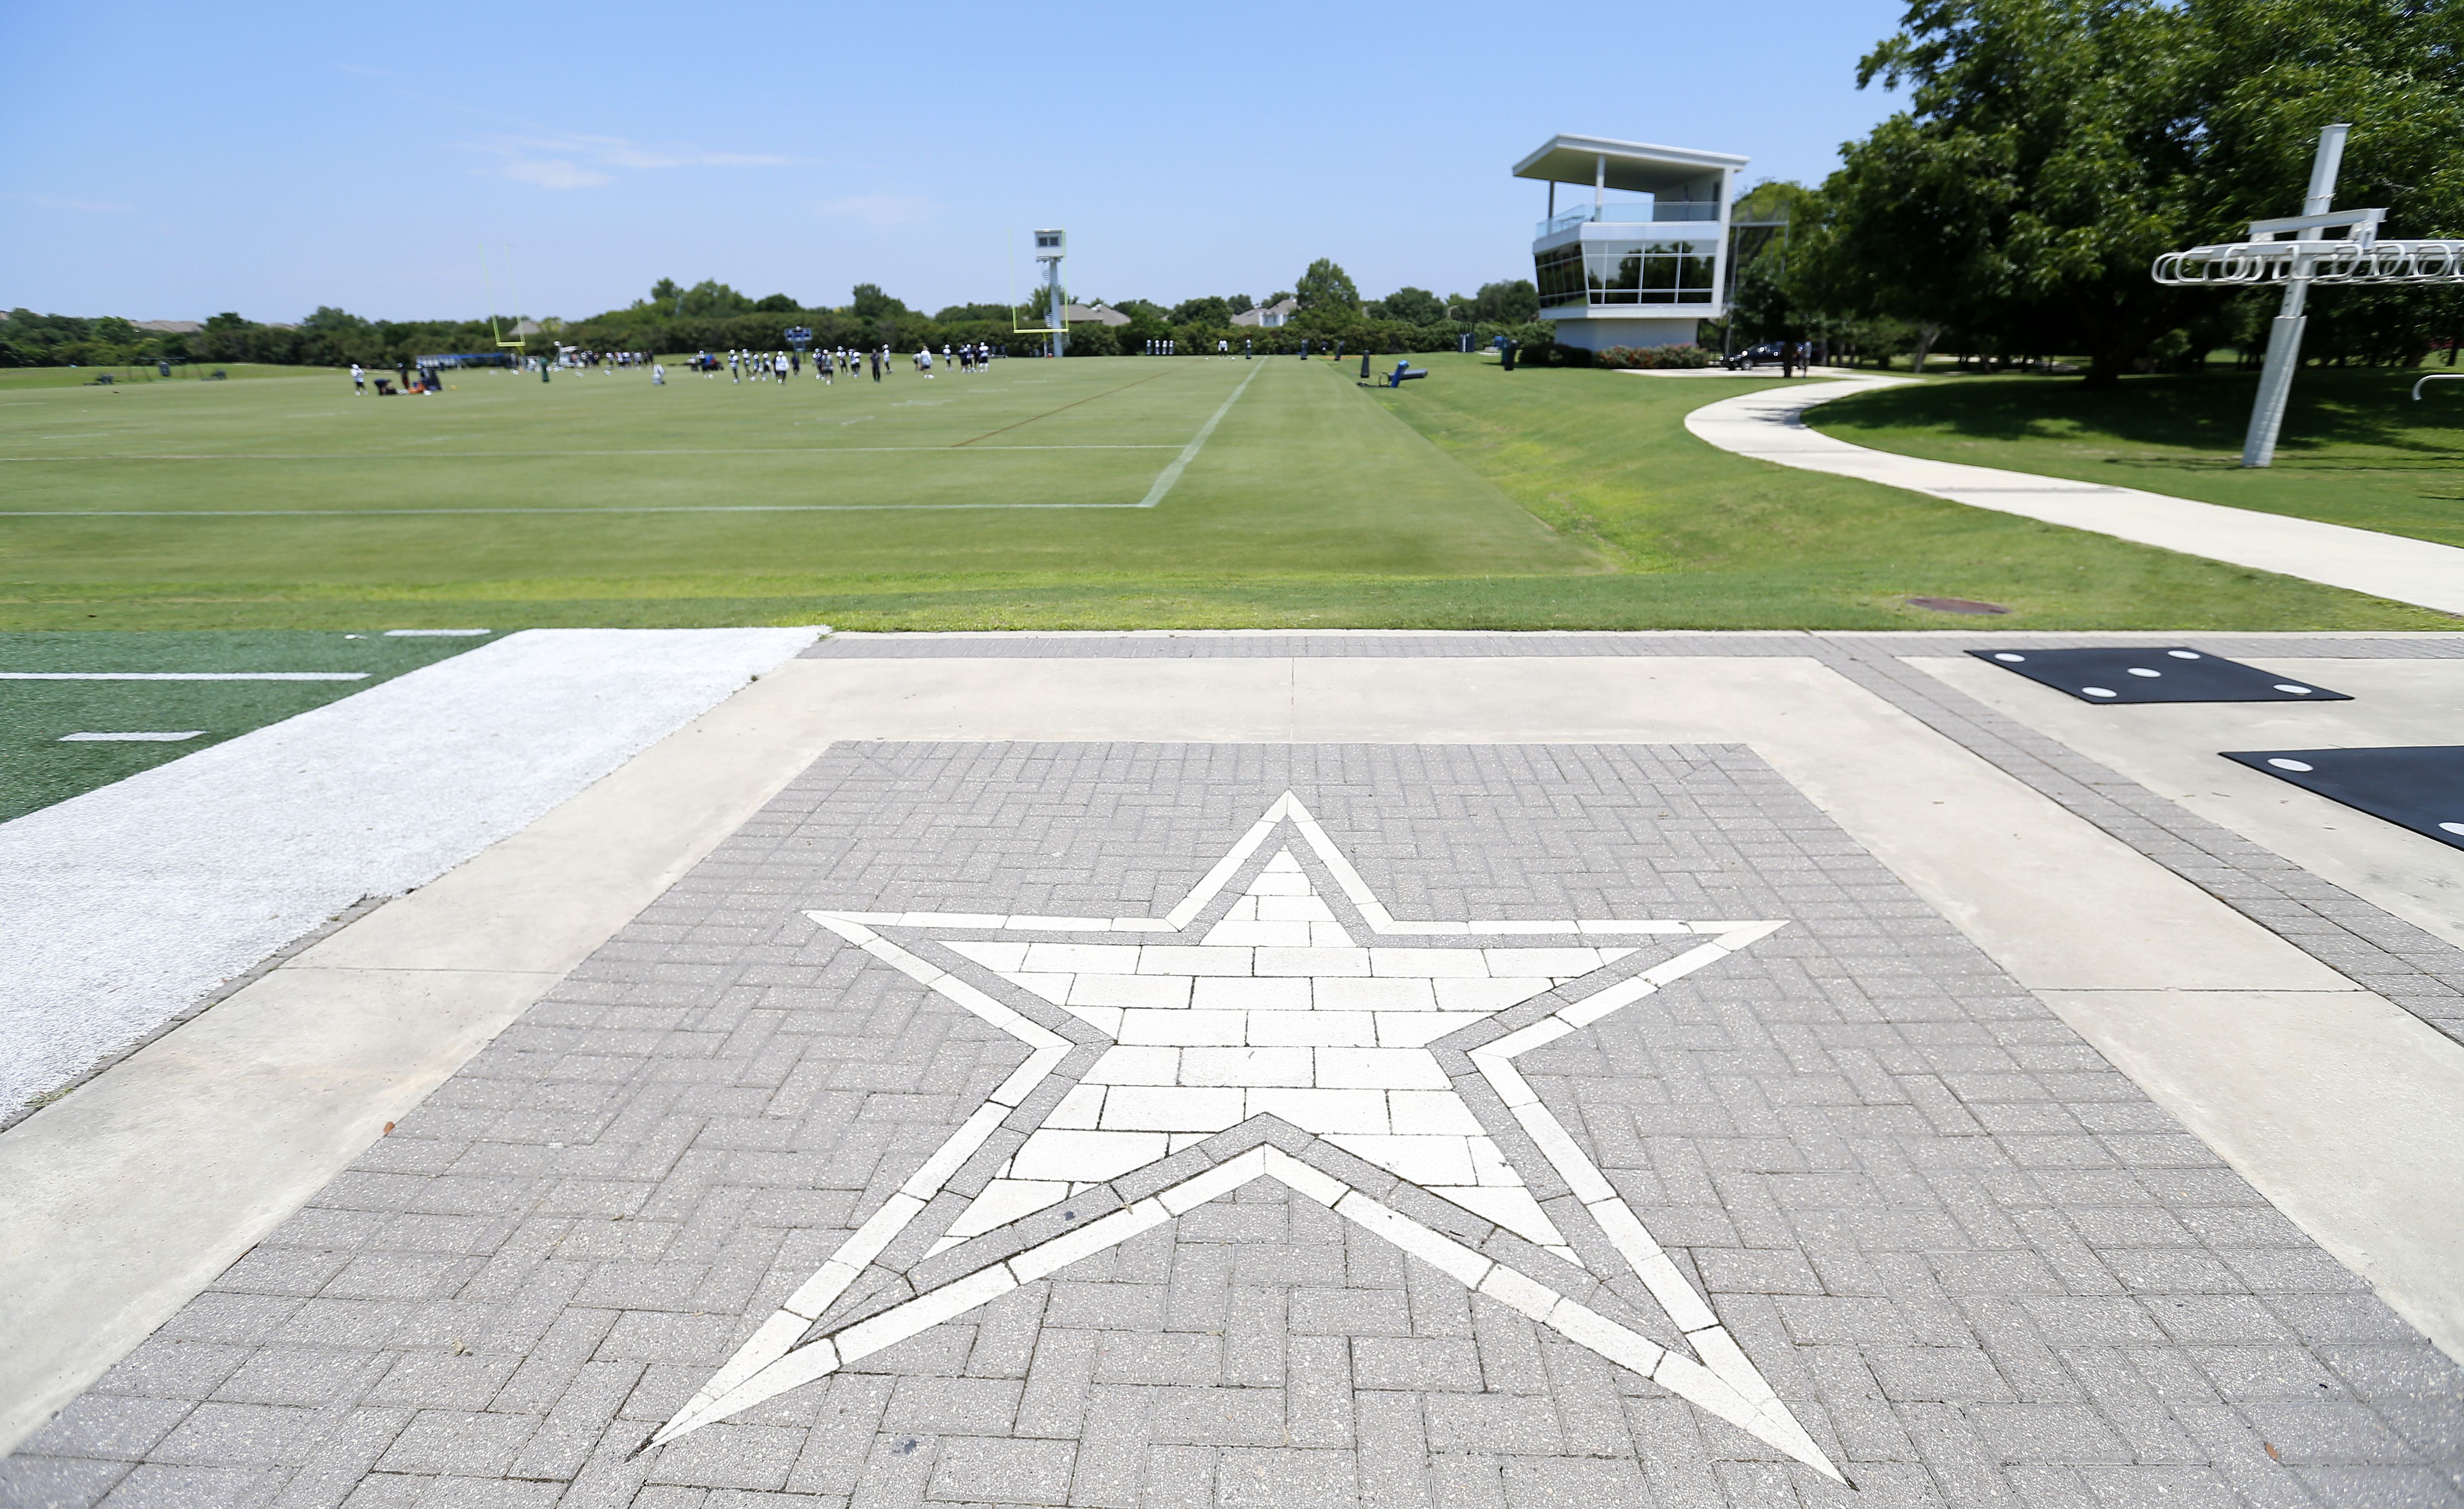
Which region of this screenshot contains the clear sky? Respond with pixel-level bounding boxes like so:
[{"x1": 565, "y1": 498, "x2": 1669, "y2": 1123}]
[{"x1": 0, "y1": 1, "x2": 1909, "y2": 324}]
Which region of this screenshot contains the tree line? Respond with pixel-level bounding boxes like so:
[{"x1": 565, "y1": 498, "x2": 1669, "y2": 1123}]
[{"x1": 1732, "y1": 0, "x2": 2462, "y2": 385}]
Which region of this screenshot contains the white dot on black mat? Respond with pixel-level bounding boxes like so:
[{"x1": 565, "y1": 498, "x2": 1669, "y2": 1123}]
[
  {"x1": 2274, "y1": 684, "x2": 2313, "y2": 695},
  {"x1": 2268, "y1": 758, "x2": 2314, "y2": 772},
  {"x1": 1993, "y1": 653, "x2": 2025, "y2": 662},
  {"x1": 2082, "y1": 686, "x2": 2118, "y2": 697},
  {"x1": 2168, "y1": 650, "x2": 2200, "y2": 659},
  {"x1": 2127, "y1": 667, "x2": 2161, "y2": 677}
]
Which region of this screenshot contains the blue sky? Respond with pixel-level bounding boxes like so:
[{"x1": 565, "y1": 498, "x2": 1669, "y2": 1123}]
[{"x1": 0, "y1": 2, "x2": 1909, "y2": 323}]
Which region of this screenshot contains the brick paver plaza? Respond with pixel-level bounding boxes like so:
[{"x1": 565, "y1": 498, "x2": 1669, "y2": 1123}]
[{"x1": 6, "y1": 633, "x2": 2463, "y2": 1508}]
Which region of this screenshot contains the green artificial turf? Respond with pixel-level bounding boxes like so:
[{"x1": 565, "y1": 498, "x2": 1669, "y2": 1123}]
[
  {"x1": 1803, "y1": 367, "x2": 2464, "y2": 549},
  {"x1": 0, "y1": 353, "x2": 2446, "y2": 632},
  {"x1": 0, "y1": 629, "x2": 493, "y2": 820}
]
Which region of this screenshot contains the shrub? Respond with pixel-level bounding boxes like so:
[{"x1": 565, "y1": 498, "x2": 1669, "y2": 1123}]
[{"x1": 1593, "y1": 344, "x2": 1715, "y2": 370}]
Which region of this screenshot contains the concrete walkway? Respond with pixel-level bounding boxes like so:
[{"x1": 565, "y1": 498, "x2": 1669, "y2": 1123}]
[
  {"x1": 8, "y1": 632, "x2": 2464, "y2": 1507},
  {"x1": 1686, "y1": 377, "x2": 2464, "y2": 616},
  {"x1": 0, "y1": 627, "x2": 820, "y2": 1124}
]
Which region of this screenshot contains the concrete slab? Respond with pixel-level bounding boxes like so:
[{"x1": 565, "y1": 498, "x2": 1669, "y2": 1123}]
[
  {"x1": 9, "y1": 638, "x2": 2464, "y2": 1507},
  {"x1": 1921, "y1": 655, "x2": 2464, "y2": 952}
]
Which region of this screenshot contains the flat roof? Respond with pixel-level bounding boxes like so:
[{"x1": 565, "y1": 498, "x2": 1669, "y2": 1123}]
[{"x1": 1512, "y1": 134, "x2": 1748, "y2": 194}]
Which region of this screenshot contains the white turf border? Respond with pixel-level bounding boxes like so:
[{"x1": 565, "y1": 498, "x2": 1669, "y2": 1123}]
[
  {"x1": 1685, "y1": 377, "x2": 2464, "y2": 616},
  {"x1": 0, "y1": 627, "x2": 819, "y2": 1120}
]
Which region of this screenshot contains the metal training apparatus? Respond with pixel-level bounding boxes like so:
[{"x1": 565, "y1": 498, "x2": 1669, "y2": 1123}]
[{"x1": 2152, "y1": 124, "x2": 2464, "y2": 467}]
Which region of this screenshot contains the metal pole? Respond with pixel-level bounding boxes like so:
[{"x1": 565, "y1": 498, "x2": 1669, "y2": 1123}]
[{"x1": 2241, "y1": 124, "x2": 2348, "y2": 468}]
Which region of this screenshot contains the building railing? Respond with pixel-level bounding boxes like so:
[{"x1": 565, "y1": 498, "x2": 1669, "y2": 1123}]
[{"x1": 1535, "y1": 200, "x2": 1722, "y2": 238}]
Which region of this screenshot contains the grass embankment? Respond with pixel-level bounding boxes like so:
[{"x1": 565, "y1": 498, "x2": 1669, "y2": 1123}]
[
  {"x1": 1805, "y1": 367, "x2": 2464, "y2": 549},
  {"x1": 0, "y1": 354, "x2": 2444, "y2": 630}
]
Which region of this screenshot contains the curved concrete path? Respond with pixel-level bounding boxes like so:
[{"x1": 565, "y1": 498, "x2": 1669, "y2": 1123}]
[{"x1": 1687, "y1": 376, "x2": 2464, "y2": 615}]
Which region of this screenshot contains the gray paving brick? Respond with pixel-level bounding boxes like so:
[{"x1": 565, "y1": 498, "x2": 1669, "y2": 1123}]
[{"x1": 38, "y1": 734, "x2": 2464, "y2": 1509}]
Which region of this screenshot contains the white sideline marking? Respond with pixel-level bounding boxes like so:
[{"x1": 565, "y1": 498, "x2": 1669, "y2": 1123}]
[
  {"x1": 384, "y1": 629, "x2": 490, "y2": 637},
  {"x1": 0, "y1": 672, "x2": 368, "y2": 682},
  {"x1": 57, "y1": 732, "x2": 204, "y2": 743},
  {"x1": 1134, "y1": 361, "x2": 1264, "y2": 509}
]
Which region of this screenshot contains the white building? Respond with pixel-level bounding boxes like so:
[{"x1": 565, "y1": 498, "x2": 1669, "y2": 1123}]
[
  {"x1": 1231, "y1": 297, "x2": 1297, "y2": 329},
  {"x1": 1514, "y1": 134, "x2": 1746, "y2": 351}
]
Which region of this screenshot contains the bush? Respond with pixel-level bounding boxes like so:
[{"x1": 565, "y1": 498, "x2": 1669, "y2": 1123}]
[{"x1": 1593, "y1": 344, "x2": 1715, "y2": 370}]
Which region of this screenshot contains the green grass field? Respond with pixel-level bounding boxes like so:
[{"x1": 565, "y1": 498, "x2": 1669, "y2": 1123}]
[
  {"x1": 0, "y1": 629, "x2": 490, "y2": 820},
  {"x1": 0, "y1": 363, "x2": 328, "y2": 390},
  {"x1": 0, "y1": 353, "x2": 2448, "y2": 632},
  {"x1": 1806, "y1": 367, "x2": 2464, "y2": 549}
]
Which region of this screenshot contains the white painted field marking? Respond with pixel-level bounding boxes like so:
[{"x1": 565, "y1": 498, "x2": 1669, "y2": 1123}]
[
  {"x1": 57, "y1": 732, "x2": 204, "y2": 743},
  {"x1": 0, "y1": 672, "x2": 368, "y2": 681},
  {"x1": 654, "y1": 792, "x2": 1838, "y2": 1482},
  {"x1": 383, "y1": 629, "x2": 490, "y2": 637},
  {"x1": 1133, "y1": 360, "x2": 1264, "y2": 509}
]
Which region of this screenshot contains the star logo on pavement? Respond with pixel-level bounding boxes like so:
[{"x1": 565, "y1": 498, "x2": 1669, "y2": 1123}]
[{"x1": 654, "y1": 794, "x2": 1841, "y2": 1482}]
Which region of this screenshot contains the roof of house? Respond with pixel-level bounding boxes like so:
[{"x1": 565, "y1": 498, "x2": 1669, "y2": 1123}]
[
  {"x1": 1062, "y1": 302, "x2": 1132, "y2": 326},
  {"x1": 1230, "y1": 297, "x2": 1297, "y2": 326},
  {"x1": 130, "y1": 319, "x2": 203, "y2": 334}
]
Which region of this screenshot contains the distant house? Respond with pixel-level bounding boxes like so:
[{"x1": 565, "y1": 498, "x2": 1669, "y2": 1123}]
[
  {"x1": 130, "y1": 319, "x2": 203, "y2": 334},
  {"x1": 512, "y1": 319, "x2": 545, "y2": 337},
  {"x1": 1061, "y1": 302, "x2": 1132, "y2": 327},
  {"x1": 1231, "y1": 298, "x2": 1297, "y2": 329}
]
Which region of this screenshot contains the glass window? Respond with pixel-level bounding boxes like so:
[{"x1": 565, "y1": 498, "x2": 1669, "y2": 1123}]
[{"x1": 1534, "y1": 244, "x2": 1586, "y2": 309}]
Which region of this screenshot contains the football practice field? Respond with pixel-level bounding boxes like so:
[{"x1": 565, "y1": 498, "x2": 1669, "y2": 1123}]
[{"x1": 0, "y1": 352, "x2": 2446, "y2": 634}]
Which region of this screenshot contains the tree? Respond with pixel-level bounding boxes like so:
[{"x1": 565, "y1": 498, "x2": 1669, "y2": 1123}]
[
  {"x1": 753, "y1": 293, "x2": 799, "y2": 313},
  {"x1": 849, "y1": 283, "x2": 908, "y2": 320},
  {"x1": 649, "y1": 278, "x2": 682, "y2": 308},
  {"x1": 678, "y1": 280, "x2": 753, "y2": 317},
  {"x1": 1377, "y1": 286, "x2": 1446, "y2": 326},
  {"x1": 1813, "y1": 0, "x2": 2202, "y2": 385},
  {"x1": 1227, "y1": 294, "x2": 1255, "y2": 313},
  {"x1": 1292, "y1": 261, "x2": 1357, "y2": 319},
  {"x1": 1170, "y1": 296, "x2": 1233, "y2": 326},
  {"x1": 935, "y1": 302, "x2": 1012, "y2": 323},
  {"x1": 1471, "y1": 280, "x2": 1539, "y2": 323}
]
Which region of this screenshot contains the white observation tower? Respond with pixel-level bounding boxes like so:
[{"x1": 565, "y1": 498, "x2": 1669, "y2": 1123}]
[{"x1": 1514, "y1": 134, "x2": 1746, "y2": 352}]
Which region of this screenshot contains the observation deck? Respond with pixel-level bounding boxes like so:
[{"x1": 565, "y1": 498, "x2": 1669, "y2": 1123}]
[{"x1": 1513, "y1": 134, "x2": 1748, "y2": 350}]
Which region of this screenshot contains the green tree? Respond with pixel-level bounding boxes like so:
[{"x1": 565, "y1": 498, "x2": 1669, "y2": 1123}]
[
  {"x1": 649, "y1": 278, "x2": 682, "y2": 308},
  {"x1": 753, "y1": 293, "x2": 799, "y2": 313},
  {"x1": 1377, "y1": 286, "x2": 1446, "y2": 325},
  {"x1": 1815, "y1": 0, "x2": 2201, "y2": 385},
  {"x1": 1292, "y1": 261, "x2": 1357, "y2": 320},
  {"x1": 1470, "y1": 280, "x2": 1538, "y2": 323},
  {"x1": 1170, "y1": 296, "x2": 1232, "y2": 326},
  {"x1": 849, "y1": 283, "x2": 908, "y2": 320}
]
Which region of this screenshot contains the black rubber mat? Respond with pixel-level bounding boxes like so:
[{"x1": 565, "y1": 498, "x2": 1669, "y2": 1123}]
[
  {"x1": 1971, "y1": 647, "x2": 2350, "y2": 704},
  {"x1": 2221, "y1": 745, "x2": 2464, "y2": 851}
]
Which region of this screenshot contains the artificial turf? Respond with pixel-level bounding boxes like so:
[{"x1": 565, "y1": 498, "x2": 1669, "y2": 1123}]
[
  {"x1": 0, "y1": 629, "x2": 493, "y2": 820},
  {"x1": 0, "y1": 353, "x2": 2447, "y2": 632},
  {"x1": 1803, "y1": 367, "x2": 2464, "y2": 550}
]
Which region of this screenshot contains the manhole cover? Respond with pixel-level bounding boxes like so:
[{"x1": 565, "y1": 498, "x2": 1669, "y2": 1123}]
[{"x1": 1906, "y1": 596, "x2": 2011, "y2": 615}]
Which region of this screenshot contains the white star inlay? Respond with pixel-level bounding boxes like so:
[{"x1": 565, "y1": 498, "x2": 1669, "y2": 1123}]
[{"x1": 652, "y1": 793, "x2": 1841, "y2": 1482}]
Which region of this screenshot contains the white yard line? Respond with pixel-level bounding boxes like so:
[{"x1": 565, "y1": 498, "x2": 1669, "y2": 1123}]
[
  {"x1": 0, "y1": 627, "x2": 819, "y2": 1123},
  {"x1": 1134, "y1": 360, "x2": 1264, "y2": 509},
  {"x1": 0, "y1": 671, "x2": 368, "y2": 681},
  {"x1": 1686, "y1": 377, "x2": 2464, "y2": 614},
  {"x1": 57, "y1": 732, "x2": 203, "y2": 743}
]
